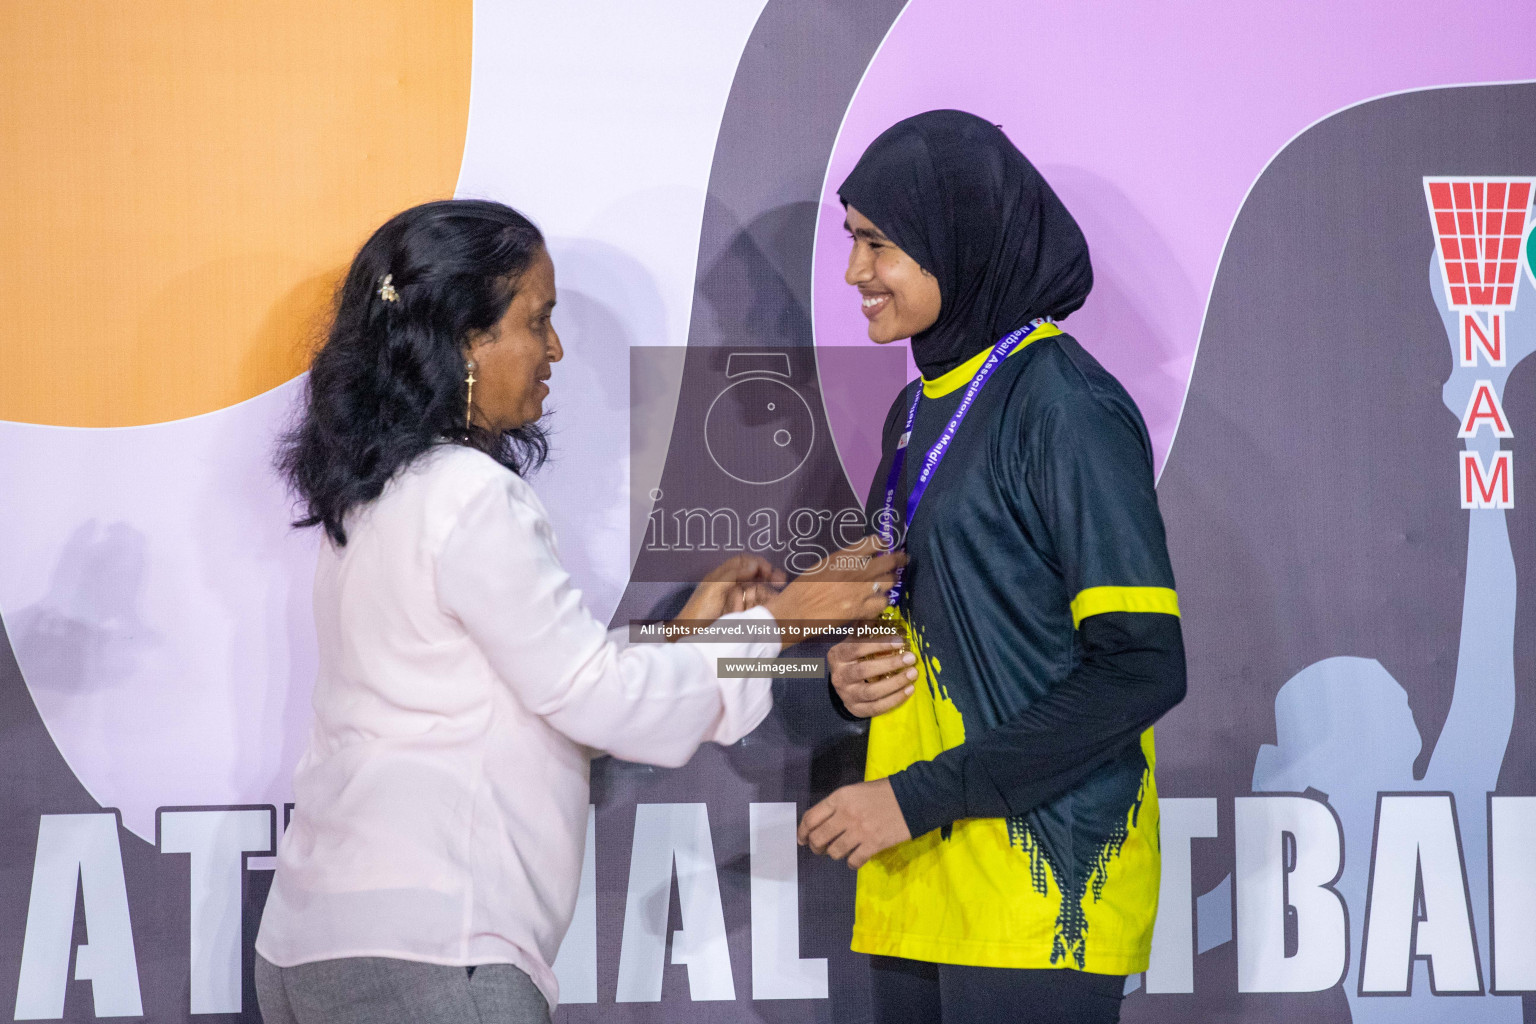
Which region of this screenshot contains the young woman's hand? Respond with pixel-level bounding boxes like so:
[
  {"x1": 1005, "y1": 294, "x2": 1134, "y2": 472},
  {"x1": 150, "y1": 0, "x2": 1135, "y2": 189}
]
[
  {"x1": 764, "y1": 537, "x2": 906, "y2": 637},
  {"x1": 671, "y1": 554, "x2": 786, "y2": 632},
  {"x1": 797, "y1": 778, "x2": 912, "y2": 868},
  {"x1": 829, "y1": 638, "x2": 917, "y2": 717}
]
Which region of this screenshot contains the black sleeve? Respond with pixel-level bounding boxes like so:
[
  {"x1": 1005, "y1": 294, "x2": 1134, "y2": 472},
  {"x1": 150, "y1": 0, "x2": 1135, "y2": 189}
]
[
  {"x1": 828, "y1": 676, "x2": 863, "y2": 723},
  {"x1": 886, "y1": 387, "x2": 1185, "y2": 837},
  {"x1": 888, "y1": 611, "x2": 1184, "y2": 837}
]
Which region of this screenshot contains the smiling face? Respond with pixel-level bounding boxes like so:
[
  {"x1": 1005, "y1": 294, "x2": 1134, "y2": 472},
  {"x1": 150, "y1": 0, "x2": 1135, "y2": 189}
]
[
  {"x1": 465, "y1": 246, "x2": 562, "y2": 431},
  {"x1": 843, "y1": 204, "x2": 942, "y2": 344}
]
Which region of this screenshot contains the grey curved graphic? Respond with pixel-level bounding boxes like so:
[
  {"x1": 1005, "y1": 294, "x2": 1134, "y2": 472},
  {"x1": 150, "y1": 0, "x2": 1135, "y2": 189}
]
[
  {"x1": 1251, "y1": 251, "x2": 1532, "y2": 1021},
  {"x1": 1150, "y1": 82, "x2": 1536, "y2": 1024},
  {"x1": 597, "y1": 2, "x2": 909, "y2": 1021}
]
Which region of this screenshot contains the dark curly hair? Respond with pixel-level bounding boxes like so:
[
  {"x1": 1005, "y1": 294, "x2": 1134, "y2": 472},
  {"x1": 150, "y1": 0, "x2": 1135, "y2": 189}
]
[{"x1": 279, "y1": 199, "x2": 549, "y2": 545}]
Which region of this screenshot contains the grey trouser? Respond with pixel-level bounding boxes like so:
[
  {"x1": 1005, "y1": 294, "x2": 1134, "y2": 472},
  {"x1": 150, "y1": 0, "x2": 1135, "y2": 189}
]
[{"x1": 255, "y1": 954, "x2": 550, "y2": 1024}]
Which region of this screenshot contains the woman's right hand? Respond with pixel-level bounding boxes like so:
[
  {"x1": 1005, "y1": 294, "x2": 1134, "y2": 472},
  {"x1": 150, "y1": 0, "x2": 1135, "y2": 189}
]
[{"x1": 764, "y1": 536, "x2": 906, "y2": 638}]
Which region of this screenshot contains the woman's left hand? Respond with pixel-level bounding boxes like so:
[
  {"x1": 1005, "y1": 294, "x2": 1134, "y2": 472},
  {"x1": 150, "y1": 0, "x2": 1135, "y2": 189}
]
[
  {"x1": 797, "y1": 779, "x2": 912, "y2": 868},
  {"x1": 672, "y1": 554, "x2": 786, "y2": 627}
]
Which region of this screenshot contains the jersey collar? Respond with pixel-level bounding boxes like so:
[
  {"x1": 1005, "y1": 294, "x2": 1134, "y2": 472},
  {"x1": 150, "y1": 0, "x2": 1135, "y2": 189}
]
[{"x1": 919, "y1": 322, "x2": 1062, "y2": 398}]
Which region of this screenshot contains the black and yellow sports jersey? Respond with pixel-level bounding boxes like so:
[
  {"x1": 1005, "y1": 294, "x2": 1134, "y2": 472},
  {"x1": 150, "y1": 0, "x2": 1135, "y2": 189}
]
[{"x1": 851, "y1": 324, "x2": 1185, "y2": 975}]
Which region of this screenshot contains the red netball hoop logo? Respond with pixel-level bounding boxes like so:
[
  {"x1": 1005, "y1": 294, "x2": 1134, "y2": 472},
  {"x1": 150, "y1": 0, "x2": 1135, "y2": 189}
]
[
  {"x1": 1425, "y1": 177, "x2": 1534, "y2": 510},
  {"x1": 1424, "y1": 177, "x2": 1534, "y2": 366}
]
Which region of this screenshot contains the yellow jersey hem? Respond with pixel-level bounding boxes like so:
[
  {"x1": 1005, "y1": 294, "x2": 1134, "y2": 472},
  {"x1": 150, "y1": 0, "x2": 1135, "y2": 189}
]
[{"x1": 850, "y1": 927, "x2": 1150, "y2": 975}]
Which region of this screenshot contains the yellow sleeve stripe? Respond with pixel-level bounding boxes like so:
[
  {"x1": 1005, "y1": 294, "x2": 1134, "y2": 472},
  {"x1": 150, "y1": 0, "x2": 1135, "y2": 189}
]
[{"x1": 1070, "y1": 586, "x2": 1181, "y2": 628}]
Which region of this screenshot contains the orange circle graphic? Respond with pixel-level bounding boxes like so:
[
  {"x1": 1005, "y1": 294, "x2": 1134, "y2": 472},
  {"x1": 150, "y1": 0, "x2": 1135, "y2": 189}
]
[{"x1": 0, "y1": 2, "x2": 472, "y2": 426}]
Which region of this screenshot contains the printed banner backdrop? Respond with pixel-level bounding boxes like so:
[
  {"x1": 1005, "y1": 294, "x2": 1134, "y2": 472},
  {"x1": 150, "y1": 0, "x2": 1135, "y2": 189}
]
[{"x1": 1, "y1": 1, "x2": 1534, "y2": 1022}]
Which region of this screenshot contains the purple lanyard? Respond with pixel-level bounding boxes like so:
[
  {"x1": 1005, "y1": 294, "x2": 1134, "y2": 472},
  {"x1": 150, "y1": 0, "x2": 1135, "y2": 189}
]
[{"x1": 877, "y1": 318, "x2": 1049, "y2": 606}]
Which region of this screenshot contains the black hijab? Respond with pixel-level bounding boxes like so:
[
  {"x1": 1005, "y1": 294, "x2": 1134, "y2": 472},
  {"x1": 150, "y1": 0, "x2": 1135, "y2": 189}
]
[{"x1": 839, "y1": 109, "x2": 1093, "y2": 378}]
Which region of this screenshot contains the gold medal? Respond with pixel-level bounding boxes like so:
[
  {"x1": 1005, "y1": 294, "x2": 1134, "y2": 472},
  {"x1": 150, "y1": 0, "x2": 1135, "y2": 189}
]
[{"x1": 879, "y1": 603, "x2": 915, "y2": 655}]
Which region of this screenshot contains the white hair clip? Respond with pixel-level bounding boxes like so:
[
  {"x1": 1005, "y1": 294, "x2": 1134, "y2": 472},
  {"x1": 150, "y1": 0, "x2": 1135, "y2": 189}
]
[{"x1": 378, "y1": 274, "x2": 400, "y2": 303}]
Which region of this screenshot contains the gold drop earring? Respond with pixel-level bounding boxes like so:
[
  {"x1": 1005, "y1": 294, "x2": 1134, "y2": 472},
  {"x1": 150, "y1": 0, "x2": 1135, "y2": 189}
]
[{"x1": 464, "y1": 359, "x2": 477, "y2": 429}]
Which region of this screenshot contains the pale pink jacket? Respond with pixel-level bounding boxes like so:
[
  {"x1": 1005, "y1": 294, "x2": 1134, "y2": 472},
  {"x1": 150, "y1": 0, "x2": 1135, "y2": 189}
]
[{"x1": 255, "y1": 446, "x2": 778, "y2": 1008}]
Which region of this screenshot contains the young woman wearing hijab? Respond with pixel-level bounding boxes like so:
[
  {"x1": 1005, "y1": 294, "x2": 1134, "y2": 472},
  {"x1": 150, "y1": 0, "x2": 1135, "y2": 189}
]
[
  {"x1": 253, "y1": 199, "x2": 903, "y2": 1024},
  {"x1": 795, "y1": 111, "x2": 1186, "y2": 1024}
]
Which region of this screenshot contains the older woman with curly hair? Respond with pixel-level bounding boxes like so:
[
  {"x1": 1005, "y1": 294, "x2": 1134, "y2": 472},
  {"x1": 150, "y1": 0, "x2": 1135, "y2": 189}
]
[{"x1": 254, "y1": 199, "x2": 900, "y2": 1024}]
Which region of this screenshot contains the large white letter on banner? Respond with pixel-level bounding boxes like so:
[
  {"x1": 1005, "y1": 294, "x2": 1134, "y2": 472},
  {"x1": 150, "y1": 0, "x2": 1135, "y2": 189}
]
[
  {"x1": 1234, "y1": 795, "x2": 1347, "y2": 992},
  {"x1": 1146, "y1": 798, "x2": 1219, "y2": 993},
  {"x1": 750, "y1": 803, "x2": 827, "y2": 999},
  {"x1": 1492, "y1": 796, "x2": 1536, "y2": 992},
  {"x1": 551, "y1": 806, "x2": 598, "y2": 1004},
  {"x1": 157, "y1": 807, "x2": 274, "y2": 1014},
  {"x1": 14, "y1": 813, "x2": 143, "y2": 1019},
  {"x1": 616, "y1": 803, "x2": 735, "y2": 1002},
  {"x1": 1360, "y1": 793, "x2": 1482, "y2": 994}
]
